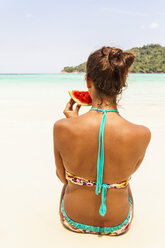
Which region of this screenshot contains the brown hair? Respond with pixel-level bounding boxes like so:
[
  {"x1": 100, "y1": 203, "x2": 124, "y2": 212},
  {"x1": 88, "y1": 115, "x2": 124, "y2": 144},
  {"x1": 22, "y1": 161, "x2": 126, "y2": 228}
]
[{"x1": 86, "y1": 46, "x2": 136, "y2": 106}]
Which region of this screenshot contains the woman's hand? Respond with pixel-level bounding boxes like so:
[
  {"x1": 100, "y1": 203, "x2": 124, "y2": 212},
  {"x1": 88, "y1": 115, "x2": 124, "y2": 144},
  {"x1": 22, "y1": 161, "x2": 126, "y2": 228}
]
[{"x1": 63, "y1": 98, "x2": 81, "y2": 118}]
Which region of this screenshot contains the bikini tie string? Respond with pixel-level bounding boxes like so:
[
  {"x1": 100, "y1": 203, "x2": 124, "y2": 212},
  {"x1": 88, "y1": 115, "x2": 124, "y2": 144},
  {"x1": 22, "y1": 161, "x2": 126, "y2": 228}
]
[
  {"x1": 99, "y1": 183, "x2": 108, "y2": 216},
  {"x1": 89, "y1": 108, "x2": 119, "y2": 217},
  {"x1": 96, "y1": 109, "x2": 107, "y2": 195}
]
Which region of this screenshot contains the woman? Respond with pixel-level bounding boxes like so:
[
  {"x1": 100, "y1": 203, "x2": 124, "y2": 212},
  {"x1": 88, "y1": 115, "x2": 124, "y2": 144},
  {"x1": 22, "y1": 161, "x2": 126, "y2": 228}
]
[{"x1": 53, "y1": 46, "x2": 151, "y2": 236}]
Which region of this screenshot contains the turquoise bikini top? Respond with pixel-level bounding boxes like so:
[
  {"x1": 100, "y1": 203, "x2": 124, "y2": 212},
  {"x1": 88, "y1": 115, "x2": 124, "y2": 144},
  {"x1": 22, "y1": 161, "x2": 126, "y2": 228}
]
[{"x1": 89, "y1": 107, "x2": 119, "y2": 217}]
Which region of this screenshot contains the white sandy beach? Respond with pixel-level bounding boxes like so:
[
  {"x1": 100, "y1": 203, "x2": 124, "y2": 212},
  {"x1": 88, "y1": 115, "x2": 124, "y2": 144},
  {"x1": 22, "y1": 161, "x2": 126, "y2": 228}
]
[{"x1": 0, "y1": 77, "x2": 165, "y2": 248}]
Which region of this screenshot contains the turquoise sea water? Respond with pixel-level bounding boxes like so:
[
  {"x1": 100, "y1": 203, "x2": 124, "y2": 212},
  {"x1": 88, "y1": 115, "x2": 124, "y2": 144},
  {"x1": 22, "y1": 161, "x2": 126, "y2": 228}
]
[
  {"x1": 0, "y1": 73, "x2": 165, "y2": 129},
  {"x1": 0, "y1": 72, "x2": 165, "y2": 106}
]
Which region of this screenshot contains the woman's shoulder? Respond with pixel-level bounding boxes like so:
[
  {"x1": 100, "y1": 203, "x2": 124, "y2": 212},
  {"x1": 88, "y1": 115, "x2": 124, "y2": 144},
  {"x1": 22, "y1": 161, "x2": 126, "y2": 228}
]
[
  {"x1": 53, "y1": 118, "x2": 71, "y2": 140},
  {"x1": 119, "y1": 116, "x2": 151, "y2": 145},
  {"x1": 121, "y1": 115, "x2": 151, "y2": 135},
  {"x1": 53, "y1": 117, "x2": 72, "y2": 130},
  {"x1": 127, "y1": 125, "x2": 151, "y2": 158},
  {"x1": 134, "y1": 124, "x2": 151, "y2": 148},
  {"x1": 53, "y1": 117, "x2": 79, "y2": 139},
  {"x1": 130, "y1": 122, "x2": 151, "y2": 142}
]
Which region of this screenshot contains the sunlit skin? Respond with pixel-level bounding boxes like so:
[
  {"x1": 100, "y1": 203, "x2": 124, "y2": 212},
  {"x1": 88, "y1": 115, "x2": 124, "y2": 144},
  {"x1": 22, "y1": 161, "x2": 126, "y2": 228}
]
[{"x1": 53, "y1": 74, "x2": 151, "y2": 231}]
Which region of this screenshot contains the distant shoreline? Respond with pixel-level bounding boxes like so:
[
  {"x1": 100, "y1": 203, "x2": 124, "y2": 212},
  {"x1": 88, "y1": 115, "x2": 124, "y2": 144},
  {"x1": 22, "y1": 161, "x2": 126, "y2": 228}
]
[
  {"x1": 59, "y1": 71, "x2": 165, "y2": 74},
  {"x1": 0, "y1": 72, "x2": 165, "y2": 75}
]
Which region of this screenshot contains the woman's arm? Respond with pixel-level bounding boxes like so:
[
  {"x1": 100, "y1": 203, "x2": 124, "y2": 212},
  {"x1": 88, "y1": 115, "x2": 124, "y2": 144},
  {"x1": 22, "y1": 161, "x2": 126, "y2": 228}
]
[
  {"x1": 59, "y1": 183, "x2": 68, "y2": 215},
  {"x1": 128, "y1": 183, "x2": 134, "y2": 219},
  {"x1": 53, "y1": 121, "x2": 68, "y2": 184},
  {"x1": 128, "y1": 183, "x2": 133, "y2": 205}
]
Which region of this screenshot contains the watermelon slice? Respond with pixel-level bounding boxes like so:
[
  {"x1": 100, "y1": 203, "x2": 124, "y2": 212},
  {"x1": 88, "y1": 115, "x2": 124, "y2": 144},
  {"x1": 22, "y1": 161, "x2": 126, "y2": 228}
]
[{"x1": 68, "y1": 90, "x2": 92, "y2": 106}]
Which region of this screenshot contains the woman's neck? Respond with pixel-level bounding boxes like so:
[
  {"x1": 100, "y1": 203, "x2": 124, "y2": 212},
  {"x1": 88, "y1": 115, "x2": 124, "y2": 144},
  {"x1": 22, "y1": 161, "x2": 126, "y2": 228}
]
[{"x1": 91, "y1": 99, "x2": 118, "y2": 111}]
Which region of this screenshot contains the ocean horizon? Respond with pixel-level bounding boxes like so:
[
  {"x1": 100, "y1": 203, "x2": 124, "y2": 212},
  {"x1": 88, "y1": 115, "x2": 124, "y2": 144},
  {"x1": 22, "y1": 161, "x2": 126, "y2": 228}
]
[{"x1": 0, "y1": 73, "x2": 165, "y2": 130}]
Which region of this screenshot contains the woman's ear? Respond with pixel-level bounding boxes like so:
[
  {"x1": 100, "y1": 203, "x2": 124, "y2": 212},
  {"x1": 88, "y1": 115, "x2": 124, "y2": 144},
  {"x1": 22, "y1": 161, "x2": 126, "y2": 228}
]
[{"x1": 85, "y1": 75, "x2": 92, "y2": 90}]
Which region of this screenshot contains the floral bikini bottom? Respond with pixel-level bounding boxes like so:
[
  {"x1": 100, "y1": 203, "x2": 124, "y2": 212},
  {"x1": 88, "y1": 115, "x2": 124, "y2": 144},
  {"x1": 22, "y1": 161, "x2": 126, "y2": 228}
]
[{"x1": 60, "y1": 194, "x2": 133, "y2": 236}]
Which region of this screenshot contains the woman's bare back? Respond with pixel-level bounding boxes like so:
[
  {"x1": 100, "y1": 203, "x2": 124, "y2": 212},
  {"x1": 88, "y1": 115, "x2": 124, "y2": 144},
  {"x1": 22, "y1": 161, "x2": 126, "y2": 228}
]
[{"x1": 58, "y1": 110, "x2": 151, "y2": 226}]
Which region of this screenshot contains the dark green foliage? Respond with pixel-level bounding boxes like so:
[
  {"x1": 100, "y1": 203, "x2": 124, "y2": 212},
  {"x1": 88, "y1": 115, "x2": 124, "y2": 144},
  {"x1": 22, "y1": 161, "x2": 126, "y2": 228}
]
[
  {"x1": 128, "y1": 44, "x2": 165, "y2": 73},
  {"x1": 61, "y1": 44, "x2": 165, "y2": 73},
  {"x1": 61, "y1": 62, "x2": 86, "y2": 73}
]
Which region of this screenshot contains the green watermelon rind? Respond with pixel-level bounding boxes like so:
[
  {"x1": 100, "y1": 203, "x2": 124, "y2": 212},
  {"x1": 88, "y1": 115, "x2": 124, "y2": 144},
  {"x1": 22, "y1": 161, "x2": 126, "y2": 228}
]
[{"x1": 68, "y1": 90, "x2": 92, "y2": 106}]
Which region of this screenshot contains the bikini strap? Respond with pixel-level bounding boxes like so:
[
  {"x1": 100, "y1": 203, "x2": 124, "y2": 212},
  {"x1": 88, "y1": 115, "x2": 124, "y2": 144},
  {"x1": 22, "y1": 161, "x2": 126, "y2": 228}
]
[{"x1": 89, "y1": 108, "x2": 119, "y2": 216}]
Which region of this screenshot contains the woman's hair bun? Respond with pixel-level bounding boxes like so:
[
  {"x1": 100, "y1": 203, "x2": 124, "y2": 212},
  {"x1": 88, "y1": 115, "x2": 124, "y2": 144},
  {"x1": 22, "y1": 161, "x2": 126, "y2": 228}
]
[
  {"x1": 101, "y1": 46, "x2": 123, "y2": 59},
  {"x1": 122, "y1": 52, "x2": 136, "y2": 68},
  {"x1": 86, "y1": 45, "x2": 136, "y2": 102},
  {"x1": 101, "y1": 46, "x2": 111, "y2": 57},
  {"x1": 108, "y1": 48, "x2": 123, "y2": 60}
]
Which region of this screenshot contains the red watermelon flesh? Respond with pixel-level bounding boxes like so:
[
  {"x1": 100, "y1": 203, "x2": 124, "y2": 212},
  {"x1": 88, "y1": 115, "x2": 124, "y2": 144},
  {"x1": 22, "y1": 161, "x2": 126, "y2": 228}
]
[{"x1": 68, "y1": 90, "x2": 92, "y2": 106}]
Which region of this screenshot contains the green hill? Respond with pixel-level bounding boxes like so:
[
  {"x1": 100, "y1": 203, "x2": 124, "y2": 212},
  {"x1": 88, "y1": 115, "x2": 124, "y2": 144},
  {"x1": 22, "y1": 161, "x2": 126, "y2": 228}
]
[{"x1": 61, "y1": 44, "x2": 165, "y2": 73}]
